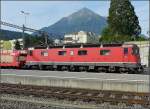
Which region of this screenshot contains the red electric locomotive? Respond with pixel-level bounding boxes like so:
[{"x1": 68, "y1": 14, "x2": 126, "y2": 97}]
[
  {"x1": 0, "y1": 50, "x2": 27, "y2": 68},
  {"x1": 25, "y1": 43, "x2": 143, "y2": 73}
]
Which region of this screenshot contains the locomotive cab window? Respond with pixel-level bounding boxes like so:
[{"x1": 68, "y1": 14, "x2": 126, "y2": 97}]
[
  {"x1": 100, "y1": 50, "x2": 110, "y2": 56},
  {"x1": 41, "y1": 51, "x2": 48, "y2": 56},
  {"x1": 132, "y1": 47, "x2": 139, "y2": 55},
  {"x1": 124, "y1": 48, "x2": 128, "y2": 55},
  {"x1": 58, "y1": 51, "x2": 66, "y2": 56},
  {"x1": 78, "y1": 50, "x2": 87, "y2": 55}
]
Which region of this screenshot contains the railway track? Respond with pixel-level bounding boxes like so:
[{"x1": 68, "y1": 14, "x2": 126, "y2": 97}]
[{"x1": 0, "y1": 83, "x2": 150, "y2": 108}]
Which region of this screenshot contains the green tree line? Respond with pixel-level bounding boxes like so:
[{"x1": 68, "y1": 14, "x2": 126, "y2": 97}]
[
  {"x1": 24, "y1": 34, "x2": 53, "y2": 48},
  {"x1": 13, "y1": 33, "x2": 54, "y2": 50}
]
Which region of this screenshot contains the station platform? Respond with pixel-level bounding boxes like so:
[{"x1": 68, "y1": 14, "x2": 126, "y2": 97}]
[{"x1": 1, "y1": 69, "x2": 149, "y2": 93}]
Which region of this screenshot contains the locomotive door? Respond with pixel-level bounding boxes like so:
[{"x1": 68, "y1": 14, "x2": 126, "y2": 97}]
[{"x1": 123, "y1": 47, "x2": 129, "y2": 63}]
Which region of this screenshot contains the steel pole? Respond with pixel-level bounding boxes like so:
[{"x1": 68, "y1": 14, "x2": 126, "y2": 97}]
[
  {"x1": 149, "y1": 32, "x2": 150, "y2": 93},
  {"x1": 147, "y1": 30, "x2": 150, "y2": 93},
  {"x1": 45, "y1": 33, "x2": 48, "y2": 46},
  {"x1": 25, "y1": 15, "x2": 26, "y2": 26},
  {"x1": 22, "y1": 24, "x2": 25, "y2": 49},
  {"x1": 149, "y1": 35, "x2": 150, "y2": 69}
]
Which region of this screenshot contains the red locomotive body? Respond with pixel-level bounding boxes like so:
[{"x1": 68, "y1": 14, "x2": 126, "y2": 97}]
[
  {"x1": 26, "y1": 43, "x2": 142, "y2": 73},
  {"x1": 0, "y1": 50, "x2": 27, "y2": 68}
]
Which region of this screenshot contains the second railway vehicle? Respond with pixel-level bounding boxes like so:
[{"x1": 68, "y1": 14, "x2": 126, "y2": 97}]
[
  {"x1": 0, "y1": 50, "x2": 27, "y2": 68},
  {"x1": 25, "y1": 43, "x2": 143, "y2": 73}
]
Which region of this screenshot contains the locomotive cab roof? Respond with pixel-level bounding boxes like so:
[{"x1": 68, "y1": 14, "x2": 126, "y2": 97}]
[{"x1": 31, "y1": 43, "x2": 137, "y2": 49}]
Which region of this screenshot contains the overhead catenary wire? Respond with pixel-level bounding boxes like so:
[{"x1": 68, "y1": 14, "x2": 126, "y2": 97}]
[{"x1": 0, "y1": 21, "x2": 49, "y2": 48}]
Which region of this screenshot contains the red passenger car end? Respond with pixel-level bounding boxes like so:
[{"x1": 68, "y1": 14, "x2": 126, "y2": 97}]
[{"x1": 0, "y1": 50, "x2": 27, "y2": 68}]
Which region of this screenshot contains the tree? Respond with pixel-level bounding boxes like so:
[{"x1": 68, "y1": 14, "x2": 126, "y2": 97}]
[
  {"x1": 24, "y1": 34, "x2": 54, "y2": 48},
  {"x1": 36, "y1": 33, "x2": 54, "y2": 46},
  {"x1": 100, "y1": 0, "x2": 141, "y2": 42},
  {"x1": 14, "y1": 40, "x2": 21, "y2": 50},
  {"x1": 3, "y1": 41, "x2": 12, "y2": 50}
]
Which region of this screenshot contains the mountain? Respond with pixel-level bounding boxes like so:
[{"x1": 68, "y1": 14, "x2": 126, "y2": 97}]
[
  {"x1": 1, "y1": 8, "x2": 107, "y2": 40},
  {"x1": 38, "y1": 8, "x2": 107, "y2": 39}
]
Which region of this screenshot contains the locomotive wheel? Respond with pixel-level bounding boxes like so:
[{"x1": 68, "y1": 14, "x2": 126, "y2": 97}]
[
  {"x1": 46, "y1": 66, "x2": 53, "y2": 70},
  {"x1": 78, "y1": 66, "x2": 88, "y2": 72},
  {"x1": 97, "y1": 67, "x2": 107, "y2": 73},
  {"x1": 108, "y1": 67, "x2": 115, "y2": 73},
  {"x1": 61, "y1": 66, "x2": 68, "y2": 71},
  {"x1": 119, "y1": 68, "x2": 128, "y2": 74},
  {"x1": 69, "y1": 66, "x2": 75, "y2": 72},
  {"x1": 39, "y1": 65, "x2": 44, "y2": 70},
  {"x1": 97, "y1": 67, "x2": 103, "y2": 73},
  {"x1": 56, "y1": 66, "x2": 61, "y2": 71},
  {"x1": 129, "y1": 68, "x2": 142, "y2": 74},
  {"x1": 137, "y1": 67, "x2": 144, "y2": 74},
  {"x1": 29, "y1": 65, "x2": 39, "y2": 70}
]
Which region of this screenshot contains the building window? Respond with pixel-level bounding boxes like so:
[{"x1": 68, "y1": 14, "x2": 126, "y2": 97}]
[
  {"x1": 78, "y1": 50, "x2": 87, "y2": 55},
  {"x1": 100, "y1": 50, "x2": 110, "y2": 56},
  {"x1": 58, "y1": 51, "x2": 66, "y2": 56},
  {"x1": 41, "y1": 51, "x2": 48, "y2": 56},
  {"x1": 124, "y1": 48, "x2": 128, "y2": 55}
]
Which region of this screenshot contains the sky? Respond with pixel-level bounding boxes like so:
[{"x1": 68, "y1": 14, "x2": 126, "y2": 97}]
[{"x1": 1, "y1": 1, "x2": 149, "y2": 37}]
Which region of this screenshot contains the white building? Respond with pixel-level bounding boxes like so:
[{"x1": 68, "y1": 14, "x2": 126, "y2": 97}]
[
  {"x1": 54, "y1": 39, "x2": 63, "y2": 45},
  {"x1": 64, "y1": 31, "x2": 99, "y2": 44}
]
